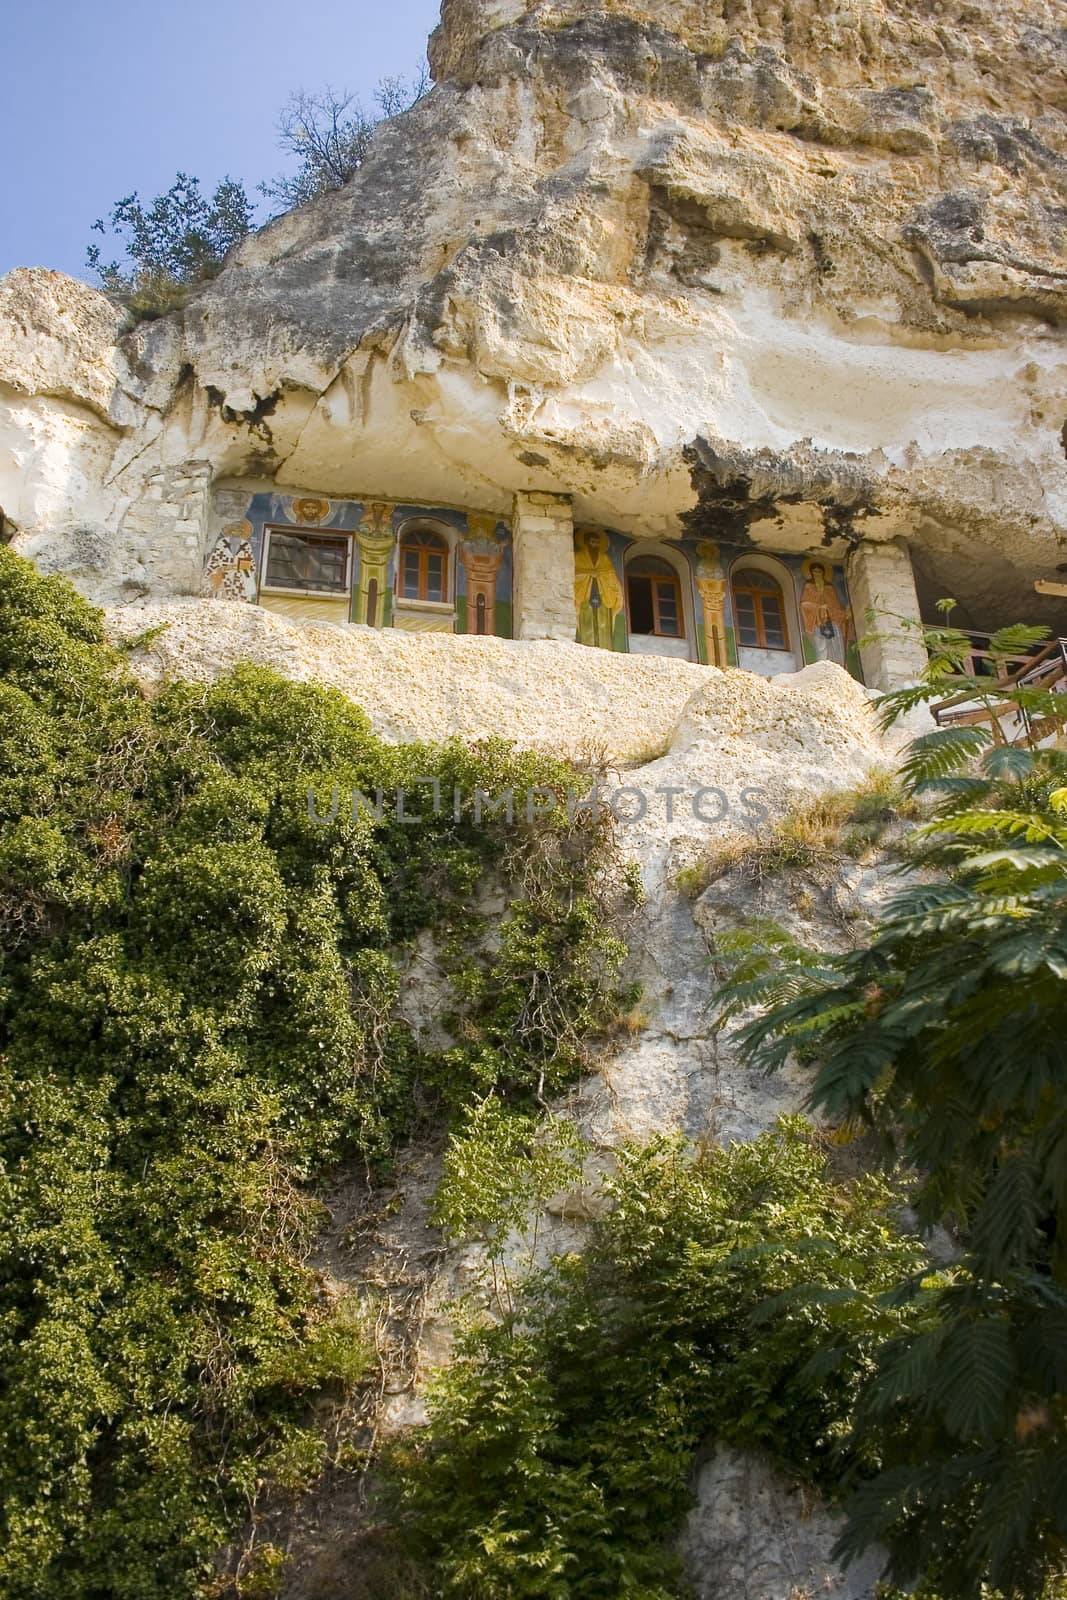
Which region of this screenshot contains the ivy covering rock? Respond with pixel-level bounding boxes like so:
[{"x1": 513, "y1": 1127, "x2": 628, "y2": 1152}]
[
  {"x1": 394, "y1": 1120, "x2": 927, "y2": 1598},
  {"x1": 0, "y1": 550, "x2": 627, "y2": 1599}
]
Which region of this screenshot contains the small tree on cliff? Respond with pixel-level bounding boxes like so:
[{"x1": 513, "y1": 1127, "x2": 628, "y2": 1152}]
[
  {"x1": 259, "y1": 69, "x2": 428, "y2": 213},
  {"x1": 86, "y1": 69, "x2": 428, "y2": 314},
  {"x1": 86, "y1": 172, "x2": 254, "y2": 317}
]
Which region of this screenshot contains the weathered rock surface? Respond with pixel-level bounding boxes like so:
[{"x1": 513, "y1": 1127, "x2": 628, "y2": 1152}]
[
  {"x1": 107, "y1": 606, "x2": 897, "y2": 1159},
  {"x1": 106, "y1": 595, "x2": 891, "y2": 779},
  {"x1": 2, "y1": 0, "x2": 1065, "y2": 624},
  {"x1": 104, "y1": 601, "x2": 903, "y2": 1599},
  {"x1": 679, "y1": 1445, "x2": 886, "y2": 1600}
]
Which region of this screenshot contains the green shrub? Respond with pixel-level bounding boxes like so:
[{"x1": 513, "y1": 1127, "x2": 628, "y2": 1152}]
[
  {"x1": 722, "y1": 640, "x2": 1067, "y2": 1600},
  {"x1": 0, "y1": 549, "x2": 625, "y2": 1598},
  {"x1": 396, "y1": 1119, "x2": 928, "y2": 1597}
]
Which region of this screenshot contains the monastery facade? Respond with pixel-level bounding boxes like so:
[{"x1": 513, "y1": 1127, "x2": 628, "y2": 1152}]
[
  {"x1": 1, "y1": 0, "x2": 1063, "y2": 702},
  {"x1": 200, "y1": 484, "x2": 869, "y2": 682}
]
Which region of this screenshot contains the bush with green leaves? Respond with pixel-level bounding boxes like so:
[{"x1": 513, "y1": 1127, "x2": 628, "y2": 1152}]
[
  {"x1": 0, "y1": 549, "x2": 626, "y2": 1598},
  {"x1": 433, "y1": 1100, "x2": 588, "y2": 1316},
  {"x1": 87, "y1": 71, "x2": 429, "y2": 317},
  {"x1": 723, "y1": 619, "x2": 1067, "y2": 1599},
  {"x1": 87, "y1": 173, "x2": 254, "y2": 317},
  {"x1": 395, "y1": 1119, "x2": 927, "y2": 1598}
]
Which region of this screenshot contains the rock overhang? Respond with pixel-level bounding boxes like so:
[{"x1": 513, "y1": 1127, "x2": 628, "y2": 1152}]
[{"x1": 0, "y1": 0, "x2": 1064, "y2": 631}]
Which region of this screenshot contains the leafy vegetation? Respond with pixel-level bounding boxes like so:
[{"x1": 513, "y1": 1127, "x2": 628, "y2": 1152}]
[
  {"x1": 0, "y1": 550, "x2": 626, "y2": 1598},
  {"x1": 87, "y1": 70, "x2": 427, "y2": 315},
  {"x1": 722, "y1": 619, "x2": 1067, "y2": 1598},
  {"x1": 674, "y1": 767, "x2": 919, "y2": 899},
  {"x1": 384, "y1": 617, "x2": 1067, "y2": 1600},
  {"x1": 87, "y1": 174, "x2": 254, "y2": 317},
  {"x1": 9, "y1": 566, "x2": 1064, "y2": 1597},
  {"x1": 433, "y1": 1101, "x2": 588, "y2": 1316},
  {"x1": 395, "y1": 1120, "x2": 928, "y2": 1597}
]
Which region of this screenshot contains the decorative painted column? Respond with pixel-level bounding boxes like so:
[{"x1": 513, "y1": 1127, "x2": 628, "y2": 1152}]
[
  {"x1": 511, "y1": 492, "x2": 577, "y2": 641},
  {"x1": 694, "y1": 540, "x2": 729, "y2": 667},
  {"x1": 459, "y1": 535, "x2": 504, "y2": 635},
  {"x1": 354, "y1": 502, "x2": 395, "y2": 627},
  {"x1": 846, "y1": 539, "x2": 928, "y2": 692}
]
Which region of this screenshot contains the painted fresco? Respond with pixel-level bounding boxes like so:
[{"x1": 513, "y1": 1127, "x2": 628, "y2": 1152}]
[
  {"x1": 200, "y1": 520, "x2": 257, "y2": 603},
  {"x1": 200, "y1": 489, "x2": 859, "y2": 681},
  {"x1": 693, "y1": 540, "x2": 729, "y2": 668},
  {"x1": 202, "y1": 490, "x2": 514, "y2": 638},
  {"x1": 574, "y1": 527, "x2": 625, "y2": 651},
  {"x1": 572, "y1": 527, "x2": 864, "y2": 683},
  {"x1": 798, "y1": 557, "x2": 852, "y2": 667}
]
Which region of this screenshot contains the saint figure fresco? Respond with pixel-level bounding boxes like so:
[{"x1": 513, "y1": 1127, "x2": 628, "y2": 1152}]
[
  {"x1": 574, "y1": 528, "x2": 623, "y2": 650},
  {"x1": 800, "y1": 559, "x2": 851, "y2": 666},
  {"x1": 201, "y1": 522, "x2": 257, "y2": 602}
]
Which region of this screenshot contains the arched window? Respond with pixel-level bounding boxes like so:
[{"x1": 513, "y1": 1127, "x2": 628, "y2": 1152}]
[
  {"x1": 626, "y1": 557, "x2": 684, "y2": 639},
  {"x1": 731, "y1": 567, "x2": 790, "y2": 651},
  {"x1": 398, "y1": 528, "x2": 449, "y2": 603}
]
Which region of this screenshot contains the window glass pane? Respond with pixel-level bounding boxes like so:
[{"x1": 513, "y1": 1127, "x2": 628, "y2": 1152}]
[
  {"x1": 734, "y1": 568, "x2": 778, "y2": 591},
  {"x1": 627, "y1": 575, "x2": 655, "y2": 634},
  {"x1": 654, "y1": 581, "x2": 680, "y2": 636},
  {"x1": 408, "y1": 529, "x2": 447, "y2": 552},
  {"x1": 761, "y1": 596, "x2": 785, "y2": 649},
  {"x1": 402, "y1": 550, "x2": 421, "y2": 599},
  {"x1": 734, "y1": 593, "x2": 759, "y2": 647},
  {"x1": 265, "y1": 531, "x2": 348, "y2": 593},
  {"x1": 425, "y1": 554, "x2": 444, "y2": 602}
]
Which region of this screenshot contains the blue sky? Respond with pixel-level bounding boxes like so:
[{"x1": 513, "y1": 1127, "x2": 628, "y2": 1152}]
[{"x1": 2, "y1": 0, "x2": 441, "y2": 280}]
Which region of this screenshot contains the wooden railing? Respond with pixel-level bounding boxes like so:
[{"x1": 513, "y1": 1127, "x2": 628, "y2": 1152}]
[
  {"x1": 931, "y1": 638, "x2": 1067, "y2": 746},
  {"x1": 951, "y1": 631, "x2": 1036, "y2": 681}
]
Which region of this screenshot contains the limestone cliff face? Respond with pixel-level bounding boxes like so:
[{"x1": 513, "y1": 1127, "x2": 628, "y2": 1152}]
[
  {"x1": 101, "y1": 599, "x2": 904, "y2": 1600},
  {"x1": 1, "y1": 0, "x2": 1065, "y2": 622}
]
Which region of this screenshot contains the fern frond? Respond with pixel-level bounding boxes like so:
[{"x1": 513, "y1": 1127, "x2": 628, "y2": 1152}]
[
  {"x1": 901, "y1": 726, "x2": 991, "y2": 788},
  {"x1": 969, "y1": 1157, "x2": 1042, "y2": 1277},
  {"x1": 981, "y1": 745, "x2": 1035, "y2": 782},
  {"x1": 835, "y1": 1464, "x2": 935, "y2": 1563},
  {"x1": 867, "y1": 1326, "x2": 945, "y2": 1408},
  {"x1": 964, "y1": 848, "x2": 1066, "y2": 876},
  {"x1": 751, "y1": 1282, "x2": 866, "y2": 1324},
  {"x1": 809, "y1": 1030, "x2": 904, "y2": 1117},
  {"x1": 875, "y1": 682, "x2": 958, "y2": 730},
  {"x1": 987, "y1": 623, "x2": 1051, "y2": 658},
  {"x1": 933, "y1": 1318, "x2": 1016, "y2": 1440},
  {"x1": 971, "y1": 1447, "x2": 1045, "y2": 1591},
  {"x1": 921, "y1": 810, "x2": 1067, "y2": 847},
  {"x1": 1019, "y1": 1307, "x2": 1067, "y2": 1391},
  {"x1": 915, "y1": 774, "x2": 992, "y2": 802},
  {"x1": 986, "y1": 925, "x2": 1067, "y2": 980}
]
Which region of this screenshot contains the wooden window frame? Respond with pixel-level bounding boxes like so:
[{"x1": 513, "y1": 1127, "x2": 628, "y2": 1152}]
[
  {"x1": 261, "y1": 525, "x2": 352, "y2": 597},
  {"x1": 731, "y1": 573, "x2": 790, "y2": 652},
  {"x1": 626, "y1": 559, "x2": 686, "y2": 640},
  {"x1": 398, "y1": 529, "x2": 450, "y2": 605}
]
